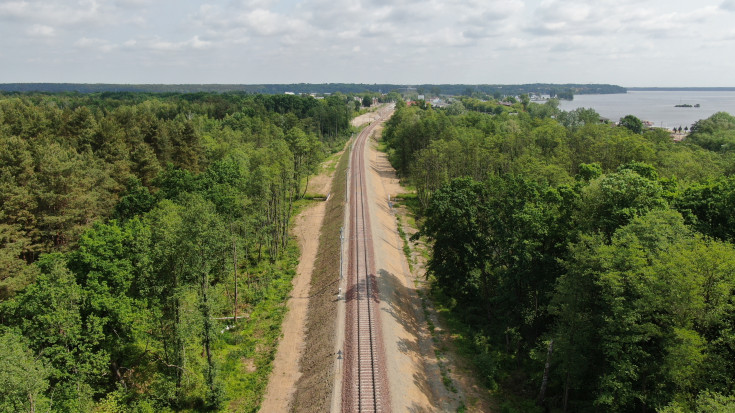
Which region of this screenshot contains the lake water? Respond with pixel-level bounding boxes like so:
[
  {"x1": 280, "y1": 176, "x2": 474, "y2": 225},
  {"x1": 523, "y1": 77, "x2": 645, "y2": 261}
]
[{"x1": 557, "y1": 91, "x2": 735, "y2": 130}]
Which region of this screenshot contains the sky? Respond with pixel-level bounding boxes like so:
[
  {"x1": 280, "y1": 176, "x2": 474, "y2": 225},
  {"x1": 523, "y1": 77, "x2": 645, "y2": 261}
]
[{"x1": 1, "y1": 0, "x2": 734, "y2": 86}]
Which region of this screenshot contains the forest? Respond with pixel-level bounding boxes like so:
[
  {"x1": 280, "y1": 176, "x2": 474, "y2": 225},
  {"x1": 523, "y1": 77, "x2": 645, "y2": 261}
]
[
  {"x1": 383, "y1": 98, "x2": 735, "y2": 412},
  {"x1": 0, "y1": 83, "x2": 625, "y2": 97},
  {"x1": 0, "y1": 91, "x2": 355, "y2": 411}
]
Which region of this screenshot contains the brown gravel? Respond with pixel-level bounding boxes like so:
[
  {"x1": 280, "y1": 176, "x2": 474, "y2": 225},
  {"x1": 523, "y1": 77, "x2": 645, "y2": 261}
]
[
  {"x1": 289, "y1": 145, "x2": 350, "y2": 412},
  {"x1": 259, "y1": 165, "x2": 336, "y2": 412}
]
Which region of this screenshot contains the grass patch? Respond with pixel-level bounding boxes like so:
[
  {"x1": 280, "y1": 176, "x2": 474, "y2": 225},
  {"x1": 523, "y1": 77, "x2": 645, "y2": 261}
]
[
  {"x1": 418, "y1": 289, "x2": 458, "y2": 395},
  {"x1": 320, "y1": 149, "x2": 344, "y2": 175},
  {"x1": 392, "y1": 193, "x2": 421, "y2": 216},
  {"x1": 293, "y1": 196, "x2": 319, "y2": 210},
  {"x1": 301, "y1": 193, "x2": 328, "y2": 201},
  {"x1": 395, "y1": 215, "x2": 415, "y2": 273},
  {"x1": 219, "y1": 241, "x2": 301, "y2": 413},
  {"x1": 375, "y1": 138, "x2": 389, "y2": 152}
]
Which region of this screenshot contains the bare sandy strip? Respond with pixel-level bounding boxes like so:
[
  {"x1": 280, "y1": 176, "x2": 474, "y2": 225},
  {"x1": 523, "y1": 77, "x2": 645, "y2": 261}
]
[
  {"x1": 361, "y1": 123, "x2": 452, "y2": 412},
  {"x1": 351, "y1": 110, "x2": 381, "y2": 128},
  {"x1": 366, "y1": 121, "x2": 494, "y2": 412},
  {"x1": 259, "y1": 161, "x2": 337, "y2": 412}
]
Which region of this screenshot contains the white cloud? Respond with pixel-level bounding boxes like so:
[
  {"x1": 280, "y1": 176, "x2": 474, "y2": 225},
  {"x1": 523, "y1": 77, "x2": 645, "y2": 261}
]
[
  {"x1": 0, "y1": 1, "x2": 29, "y2": 19},
  {"x1": 192, "y1": 3, "x2": 311, "y2": 44},
  {"x1": 523, "y1": 1, "x2": 722, "y2": 45},
  {"x1": 0, "y1": 0, "x2": 733, "y2": 85},
  {"x1": 0, "y1": 0, "x2": 111, "y2": 27},
  {"x1": 242, "y1": 9, "x2": 306, "y2": 37},
  {"x1": 721, "y1": 0, "x2": 735, "y2": 11},
  {"x1": 27, "y1": 24, "x2": 55, "y2": 37},
  {"x1": 114, "y1": 0, "x2": 148, "y2": 8},
  {"x1": 146, "y1": 36, "x2": 213, "y2": 52},
  {"x1": 74, "y1": 36, "x2": 118, "y2": 52}
]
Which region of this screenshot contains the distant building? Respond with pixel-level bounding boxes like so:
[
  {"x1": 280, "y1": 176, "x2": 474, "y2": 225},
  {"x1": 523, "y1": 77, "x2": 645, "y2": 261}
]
[
  {"x1": 285, "y1": 92, "x2": 295, "y2": 95},
  {"x1": 431, "y1": 98, "x2": 447, "y2": 107}
]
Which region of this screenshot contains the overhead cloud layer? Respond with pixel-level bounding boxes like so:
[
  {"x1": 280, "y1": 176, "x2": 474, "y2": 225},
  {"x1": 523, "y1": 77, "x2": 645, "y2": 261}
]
[{"x1": 0, "y1": 0, "x2": 733, "y2": 86}]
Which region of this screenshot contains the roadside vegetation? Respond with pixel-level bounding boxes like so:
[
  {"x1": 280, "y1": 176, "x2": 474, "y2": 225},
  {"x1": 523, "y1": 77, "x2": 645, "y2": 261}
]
[
  {"x1": 0, "y1": 91, "x2": 358, "y2": 411},
  {"x1": 383, "y1": 97, "x2": 735, "y2": 413}
]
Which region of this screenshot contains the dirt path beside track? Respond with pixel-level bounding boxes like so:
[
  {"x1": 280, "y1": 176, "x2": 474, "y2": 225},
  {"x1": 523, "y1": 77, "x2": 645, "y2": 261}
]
[
  {"x1": 259, "y1": 155, "x2": 340, "y2": 412},
  {"x1": 363, "y1": 121, "x2": 494, "y2": 412},
  {"x1": 263, "y1": 106, "x2": 492, "y2": 412},
  {"x1": 359, "y1": 123, "x2": 457, "y2": 412}
]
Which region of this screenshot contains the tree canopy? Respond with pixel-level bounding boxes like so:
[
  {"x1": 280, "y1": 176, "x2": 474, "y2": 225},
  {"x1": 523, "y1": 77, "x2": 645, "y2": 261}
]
[
  {"x1": 385, "y1": 101, "x2": 735, "y2": 412},
  {"x1": 0, "y1": 91, "x2": 356, "y2": 410}
]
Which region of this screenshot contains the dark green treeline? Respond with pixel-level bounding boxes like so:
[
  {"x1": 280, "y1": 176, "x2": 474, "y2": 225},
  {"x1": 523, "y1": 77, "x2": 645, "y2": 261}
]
[
  {"x1": 0, "y1": 92, "x2": 354, "y2": 411},
  {"x1": 384, "y1": 98, "x2": 735, "y2": 412}
]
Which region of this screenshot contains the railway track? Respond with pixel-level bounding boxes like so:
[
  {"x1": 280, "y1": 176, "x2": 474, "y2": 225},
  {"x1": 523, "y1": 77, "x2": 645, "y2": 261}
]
[{"x1": 342, "y1": 112, "x2": 390, "y2": 413}]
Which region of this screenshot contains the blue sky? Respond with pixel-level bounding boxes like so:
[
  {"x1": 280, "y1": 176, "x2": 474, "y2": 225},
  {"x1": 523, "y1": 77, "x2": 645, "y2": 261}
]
[{"x1": 1, "y1": 0, "x2": 734, "y2": 86}]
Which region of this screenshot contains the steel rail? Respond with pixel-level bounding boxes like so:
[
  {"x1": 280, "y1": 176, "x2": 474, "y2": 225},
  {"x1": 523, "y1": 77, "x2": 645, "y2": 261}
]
[{"x1": 342, "y1": 113, "x2": 390, "y2": 413}]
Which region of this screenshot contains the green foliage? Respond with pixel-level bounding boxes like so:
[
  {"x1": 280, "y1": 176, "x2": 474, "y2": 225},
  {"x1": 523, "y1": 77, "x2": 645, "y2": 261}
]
[
  {"x1": 4, "y1": 253, "x2": 103, "y2": 409},
  {"x1": 422, "y1": 175, "x2": 569, "y2": 365},
  {"x1": 557, "y1": 107, "x2": 601, "y2": 130},
  {"x1": 674, "y1": 176, "x2": 735, "y2": 242},
  {"x1": 383, "y1": 101, "x2": 735, "y2": 412},
  {"x1": 114, "y1": 177, "x2": 156, "y2": 221},
  {"x1": 0, "y1": 330, "x2": 49, "y2": 412},
  {"x1": 692, "y1": 392, "x2": 735, "y2": 412},
  {"x1": 552, "y1": 210, "x2": 735, "y2": 412},
  {"x1": 0, "y1": 91, "x2": 352, "y2": 410},
  {"x1": 0, "y1": 82, "x2": 627, "y2": 96},
  {"x1": 576, "y1": 162, "x2": 602, "y2": 181},
  {"x1": 687, "y1": 112, "x2": 735, "y2": 152},
  {"x1": 385, "y1": 107, "x2": 458, "y2": 171},
  {"x1": 690, "y1": 111, "x2": 735, "y2": 135},
  {"x1": 620, "y1": 114, "x2": 644, "y2": 134},
  {"x1": 578, "y1": 164, "x2": 667, "y2": 238}
]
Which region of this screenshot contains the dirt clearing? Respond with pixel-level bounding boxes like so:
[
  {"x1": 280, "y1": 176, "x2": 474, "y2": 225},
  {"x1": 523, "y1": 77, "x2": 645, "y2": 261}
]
[{"x1": 351, "y1": 110, "x2": 380, "y2": 128}]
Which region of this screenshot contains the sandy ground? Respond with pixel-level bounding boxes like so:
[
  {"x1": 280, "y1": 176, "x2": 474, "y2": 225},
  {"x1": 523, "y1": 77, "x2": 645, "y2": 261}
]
[
  {"x1": 364, "y1": 121, "x2": 494, "y2": 412},
  {"x1": 259, "y1": 155, "x2": 339, "y2": 412},
  {"x1": 358, "y1": 121, "x2": 459, "y2": 412},
  {"x1": 398, "y1": 205, "x2": 496, "y2": 413},
  {"x1": 351, "y1": 110, "x2": 380, "y2": 128}
]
